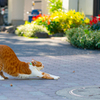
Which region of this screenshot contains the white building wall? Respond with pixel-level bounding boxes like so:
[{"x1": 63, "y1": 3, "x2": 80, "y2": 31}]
[
  {"x1": 8, "y1": 0, "x2": 24, "y2": 23},
  {"x1": 63, "y1": 0, "x2": 78, "y2": 12},
  {"x1": 8, "y1": 0, "x2": 48, "y2": 25},
  {"x1": 79, "y1": 0, "x2": 93, "y2": 15},
  {"x1": 42, "y1": 0, "x2": 49, "y2": 15},
  {"x1": 63, "y1": 0, "x2": 93, "y2": 16},
  {"x1": 69, "y1": 0, "x2": 78, "y2": 11},
  {"x1": 8, "y1": 0, "x2": 12, "y2": 23},
  {"x1": 62, "y1": 0, "x2": 69, "y2": 12}
]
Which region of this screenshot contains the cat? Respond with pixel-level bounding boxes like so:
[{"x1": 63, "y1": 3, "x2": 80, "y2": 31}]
[{"x1": 0, "y1": 45, "x2": 60, "y2": 80}]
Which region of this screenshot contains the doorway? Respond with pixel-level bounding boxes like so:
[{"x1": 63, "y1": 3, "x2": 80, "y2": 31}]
[{"x1": 93, "y1": 0, "x2": 100, "y2": 16}]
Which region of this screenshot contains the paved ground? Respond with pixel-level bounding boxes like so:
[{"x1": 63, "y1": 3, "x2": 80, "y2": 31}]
[{"x1": 0, "y1": 32, "x2": 100, "y2": 100}]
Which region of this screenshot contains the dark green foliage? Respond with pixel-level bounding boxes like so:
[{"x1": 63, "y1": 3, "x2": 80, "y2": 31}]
[
  {"x1": 91, "y1": 22, "x2": 100, "y2": 30},
  {"x1": 66, "y1": 25, "x2": 100, "y2": 49}
]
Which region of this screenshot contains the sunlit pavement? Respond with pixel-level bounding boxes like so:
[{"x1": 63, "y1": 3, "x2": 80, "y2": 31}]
[{"x1": 0, "y1": 32, "x2": 100, "y2": 100}]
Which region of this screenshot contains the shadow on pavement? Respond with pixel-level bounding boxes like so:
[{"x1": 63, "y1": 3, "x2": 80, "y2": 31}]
[{"x1": 0, "y1": 33, "x2": 100, "y2": 57}]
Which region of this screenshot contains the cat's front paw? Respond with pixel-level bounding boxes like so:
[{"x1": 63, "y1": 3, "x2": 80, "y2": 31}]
[
  {"x1": 54, "y1": 76, "x2": 60, "y2": 80},
  {"x1": 0, "y1": 76, "x2": 4, "y2": 80},
  {"x1": 50, "y1": 75, "x2": 60, "y2": 80}
]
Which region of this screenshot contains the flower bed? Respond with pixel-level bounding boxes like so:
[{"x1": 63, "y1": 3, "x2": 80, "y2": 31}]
[
  {"x1": 15, "y1": 10, "x2": 89, "y2": 38},
  {"x1": 90, "y1": 15, "x2": 100, "y2": 30},
  {"x1": 33, "y1": 10, "x2": 89, "y2": 35}
]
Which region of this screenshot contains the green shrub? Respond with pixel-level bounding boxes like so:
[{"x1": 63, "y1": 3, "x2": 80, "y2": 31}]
[
  {"x1": 15, "y1": 23, "x2": 49, "y2": 37},
  {"x1": 66, "y1": 25, "x2": 100, "y2": 49},
  {"x1": 33, "y1": 14, "x2": 63, "y2": 34},
  {"x1": 48, "y1": 0, "x2": 62, "y2": 14}
]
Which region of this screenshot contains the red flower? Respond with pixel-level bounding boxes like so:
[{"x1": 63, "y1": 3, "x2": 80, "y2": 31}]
[
  {"x1": 42, "y1": 20, "x2": 44, "y2": 22},
  {"x1": 38, "y1": 14, "x2": 42, "y2": 17},
  {"x1": 92, "y1": 17, "x2": 98, "y2": 24},
  {"x1": 43, "y1": 14, "x2": 46, "y2": 17},
  {"x1": 51, "y1": 18, "x2": 53, "y2": 21},
  {"x1": 35, "y1": 16, "x2": 38, "y2": 19},
  {"x1": 98, "y1": 14, "x2": 100, "y2": 21},
  {"x1": 90, "y1": 16, "x2": 98, "y2": 25},
  {"x1": 32, "y1": 14, "x2": 42, "y2": 21},
  {"x1": 48, "y1": 20, "x2": 50, "y2": 25},
  {"x1": 32, "y1": 16, "x2": 36, "y2": 21},
  {"x1": 90, "y1": 20, "x2": 93, "y2": 25}
]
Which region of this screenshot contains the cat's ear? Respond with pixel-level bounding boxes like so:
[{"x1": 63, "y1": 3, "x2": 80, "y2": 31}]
[
  {"x1": 31, "y1": 59, "x2": 36, "y2": 66},
  {"x1": 32, "y1": 59, "x2": 35, "y2": 61}
]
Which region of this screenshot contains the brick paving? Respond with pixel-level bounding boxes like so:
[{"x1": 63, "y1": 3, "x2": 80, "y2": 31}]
[{"x1": 0, "y1": 32, "x2": 100, "y2": 100}]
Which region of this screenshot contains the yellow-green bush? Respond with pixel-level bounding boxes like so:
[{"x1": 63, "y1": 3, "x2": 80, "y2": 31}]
[
  {"x1": 34, "y1": 10, "x2": 90, "y2": 34},
  {"x1": 51, "y1": 10, "x2": 89, "y2": 31},
  {"x1": 48, "y1": 0, "x2": 62, "y2": 14}
]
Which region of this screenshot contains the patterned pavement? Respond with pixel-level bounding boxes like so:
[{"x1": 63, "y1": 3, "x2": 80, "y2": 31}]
[{"x1": 0, "y1": 32, "x2": 100, "y2": 100}]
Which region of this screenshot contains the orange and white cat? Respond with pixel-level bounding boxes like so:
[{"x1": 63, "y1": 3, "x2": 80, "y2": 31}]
[{"x1": 0, "y1": 45, "x2": 60, "y2": 80}]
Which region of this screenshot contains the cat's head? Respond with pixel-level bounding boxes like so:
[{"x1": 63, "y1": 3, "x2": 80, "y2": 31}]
[{"x1": 31, "y1": 59, "x2": 44, "y2": 71}]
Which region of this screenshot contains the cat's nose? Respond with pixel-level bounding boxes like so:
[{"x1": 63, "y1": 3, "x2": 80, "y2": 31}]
[{"x1": 43, "y1": 66, "x2": 44, "y2": 68}]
